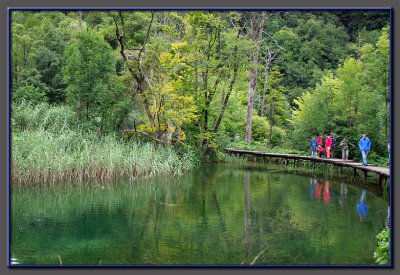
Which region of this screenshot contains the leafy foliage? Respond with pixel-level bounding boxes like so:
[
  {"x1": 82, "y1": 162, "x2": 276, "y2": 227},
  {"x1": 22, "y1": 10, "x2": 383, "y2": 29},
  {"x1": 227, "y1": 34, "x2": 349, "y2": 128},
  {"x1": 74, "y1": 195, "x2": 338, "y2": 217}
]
[
  {"x1": 374, "y1": 228, "x2": 390, "y2": 264},
  {"x1": 290, "y1": 27, "x2": 390, "y2": 158},
  {"x1": 63, "y1": 29, "x2": 130, "y2": 133},
  {"x1": 11, "y1": 103, "x2": 198, "y2": 184},
  {"x1": 10, "y1": 10, "x2": 390, "y2": 165}
]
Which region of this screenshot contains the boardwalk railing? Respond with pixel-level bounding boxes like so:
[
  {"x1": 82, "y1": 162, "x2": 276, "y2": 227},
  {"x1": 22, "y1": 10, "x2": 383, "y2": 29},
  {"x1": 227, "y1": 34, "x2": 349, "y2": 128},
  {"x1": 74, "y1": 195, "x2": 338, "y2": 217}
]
[{"x1": 225, "y1": 148, "x2": 390, "y2": 187}]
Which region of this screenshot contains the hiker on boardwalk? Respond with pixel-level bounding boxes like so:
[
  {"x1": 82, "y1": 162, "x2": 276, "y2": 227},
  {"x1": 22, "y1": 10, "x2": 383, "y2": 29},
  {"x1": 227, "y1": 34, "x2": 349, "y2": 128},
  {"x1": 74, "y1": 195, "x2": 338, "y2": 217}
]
[
  {"x1": 310, "y1": 136, "x2": 318, "y2": 157},
  {"x1": 317, "y1": 134, "x2": 323, "y2": 147},
  {"x1": 325, "y1": 134, "x2": 333, "y2": 159},
  {"x1": 339, "y1": 137, "x2": 355, "y2": 161},
  {"x1": 316, "y1": 144, "x2": 325, "y2": 158},
  {"x1": 330, "y1": 133, "x2": 336, "y2": 158},
  {"x1": 359, "y1": 133, "x2": 371, "y2": 166}
]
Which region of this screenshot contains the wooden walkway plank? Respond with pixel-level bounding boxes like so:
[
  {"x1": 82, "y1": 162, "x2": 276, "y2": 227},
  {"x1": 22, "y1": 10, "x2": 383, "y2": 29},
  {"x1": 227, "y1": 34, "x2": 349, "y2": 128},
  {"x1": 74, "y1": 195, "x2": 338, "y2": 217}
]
[{"x1": 225, "y1": 148, "x2": 390, "y2": 178}]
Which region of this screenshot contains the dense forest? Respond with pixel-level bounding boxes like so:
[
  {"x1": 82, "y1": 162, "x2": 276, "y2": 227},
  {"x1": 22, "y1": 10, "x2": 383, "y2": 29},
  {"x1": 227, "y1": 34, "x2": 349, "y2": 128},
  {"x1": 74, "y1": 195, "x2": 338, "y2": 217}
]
[{"x1": 10, "y1": 10, "x2": 390, "y2": 182}]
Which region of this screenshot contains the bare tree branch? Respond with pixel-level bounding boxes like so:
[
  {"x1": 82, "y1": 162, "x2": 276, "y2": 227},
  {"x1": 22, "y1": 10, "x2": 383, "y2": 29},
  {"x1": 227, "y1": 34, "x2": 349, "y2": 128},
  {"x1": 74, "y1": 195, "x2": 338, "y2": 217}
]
[{"x1": 138, "y1": 11, "x2": 155, "y2": 60}]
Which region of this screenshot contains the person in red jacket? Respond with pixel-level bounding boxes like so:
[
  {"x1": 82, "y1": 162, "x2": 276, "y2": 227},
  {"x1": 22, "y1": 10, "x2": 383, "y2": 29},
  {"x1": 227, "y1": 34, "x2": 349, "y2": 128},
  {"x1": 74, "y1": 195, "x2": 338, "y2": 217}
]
[
  {"x1": 325, "y1": 134, "x2": 332, "y2": 159},
  {"x1": 316, "y1": 144, "x2": 325, "y2": 158},
  {"x1": 317, "y1": 134, "x2": 323, "y2": 147}
]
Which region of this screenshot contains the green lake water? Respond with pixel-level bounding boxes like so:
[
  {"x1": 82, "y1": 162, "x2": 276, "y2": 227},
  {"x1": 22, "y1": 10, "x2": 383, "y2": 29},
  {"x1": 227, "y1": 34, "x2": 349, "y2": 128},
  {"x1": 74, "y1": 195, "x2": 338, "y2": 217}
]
[{"x1": 11, "y1": 163, "x2": 389, "y2": 266}]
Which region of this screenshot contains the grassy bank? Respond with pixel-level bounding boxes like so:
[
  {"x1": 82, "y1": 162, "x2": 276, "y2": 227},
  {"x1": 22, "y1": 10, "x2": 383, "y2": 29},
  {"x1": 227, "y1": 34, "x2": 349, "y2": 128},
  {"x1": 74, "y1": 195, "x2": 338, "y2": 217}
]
[
  {"x1": 11, "y1": 131, "x2": 198, "y2": 185},
  {"x1": 11, "y1": 102, "x2": 198, "y2": 185}
]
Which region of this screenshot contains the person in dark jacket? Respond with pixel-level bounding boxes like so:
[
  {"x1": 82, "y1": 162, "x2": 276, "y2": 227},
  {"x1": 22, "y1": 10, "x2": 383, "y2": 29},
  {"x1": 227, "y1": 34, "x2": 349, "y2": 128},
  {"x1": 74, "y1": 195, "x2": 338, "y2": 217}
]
[
  {"x1": 359, "y1": 133, "x2": 371, "y2": 166},
  {"x1": 330, "y1": 133, "x2": 336, "y2": 158},
  {"x1": 310, "y1": 136, "x2": 318, "y2": 157},
  {"x1": 339, "y1": 137, "x2": 355, "y2": 161},
  {"x1": 316, "y1": 144, "x2": 325, "y2": 158}
]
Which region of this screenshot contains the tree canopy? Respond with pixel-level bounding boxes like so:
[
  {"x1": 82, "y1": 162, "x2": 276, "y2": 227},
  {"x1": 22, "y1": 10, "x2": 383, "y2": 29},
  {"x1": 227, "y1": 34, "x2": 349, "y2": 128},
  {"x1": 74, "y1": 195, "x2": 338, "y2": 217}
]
[{"x1": 10, "y1": 10, "x2": 390, "y2": 159}]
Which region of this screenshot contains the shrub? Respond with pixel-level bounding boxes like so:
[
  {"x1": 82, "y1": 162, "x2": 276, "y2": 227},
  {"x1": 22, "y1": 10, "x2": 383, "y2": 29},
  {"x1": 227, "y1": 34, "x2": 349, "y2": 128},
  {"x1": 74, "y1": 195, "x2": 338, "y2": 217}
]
[
  {"x1": 374, "y1": 228, "x2": 390, "y2": 264},
  {"x1": 250, "y1": 115, "x2": 270, "y2": 141}
]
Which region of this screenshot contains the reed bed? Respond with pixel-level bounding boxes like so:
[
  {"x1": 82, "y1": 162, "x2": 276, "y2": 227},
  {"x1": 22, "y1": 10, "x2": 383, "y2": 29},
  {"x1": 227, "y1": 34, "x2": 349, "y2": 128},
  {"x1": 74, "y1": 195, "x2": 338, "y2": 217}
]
[
  {"x1": 11, "y1": 130, "x2": 197, "y2": 185},
  {"x1": 11, "y1": 102, "x2": 198, "y2": 186}
]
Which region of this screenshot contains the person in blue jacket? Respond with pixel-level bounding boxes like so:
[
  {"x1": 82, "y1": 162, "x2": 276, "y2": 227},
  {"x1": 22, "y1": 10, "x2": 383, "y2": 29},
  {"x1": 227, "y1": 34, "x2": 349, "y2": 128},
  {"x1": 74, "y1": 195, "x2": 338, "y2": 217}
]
[
  {"x1": 310, "y1": 136, "x2": 318, "y2": 157},
  {"x1": 359, "y1": 133, "x2": 371, "y2": 166}
]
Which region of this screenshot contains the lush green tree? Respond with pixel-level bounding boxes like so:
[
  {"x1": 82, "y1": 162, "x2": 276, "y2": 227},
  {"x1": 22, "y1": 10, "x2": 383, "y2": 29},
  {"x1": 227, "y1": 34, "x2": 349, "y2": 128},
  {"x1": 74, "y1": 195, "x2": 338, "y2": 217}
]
[
  {"x1": 10, "y1": 10, "x2": 390, "y2": 160},
  {"x1": 136, "y1": 40, "x2": 198, "y2": 143},
  {"x1": 272, "y1": 12, "x2": 350, "y2": 105},
  {"x1": 333, "y1": 10, "x2": 390, "y2": 42},
  {"x1": 63, "y1": 29, "x2": 130, "y2": 132},
  {"x1": 245, "y1": 12, "x2": 267, "y2": 144},
  {"x1": 10, "y1": 22, "x2": 37, "y2": 98},
  {"x1": 291, "y1": 73, "x2": 338, "y2": 150},
  {"x1": 256, "y1": 66, "x2": 289, "y2": 145},
  {"x1": 290, "y1": 26, "x2": 390, "y2": 158},
  {"x1": 33, "y1": 18, "x2": 68, "y2": 103},
  {"x1": 359, "y1": 27, "x2": 390, "y2": 145},
  {"x1": 334, "y1": 57, "x2": 363, "y2": 137}
]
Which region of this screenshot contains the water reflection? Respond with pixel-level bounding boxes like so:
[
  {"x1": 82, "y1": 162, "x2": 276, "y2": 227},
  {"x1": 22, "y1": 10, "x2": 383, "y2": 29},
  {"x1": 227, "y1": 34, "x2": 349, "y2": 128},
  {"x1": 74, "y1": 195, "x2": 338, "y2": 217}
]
[
  {"x1": 338, "y1": 183, "x2": 348, "y2": 208},
  {"x1": 315, "y1": 180, "x2": 323, "y2": 200},
  {"x1": 308, "y1": 177, "x2": 370, "y2": 219},
  {"x1": 310, "y1": 178, "x2": 332, "y2": 206},
  {"x1": 309, "y1": 176, "x2": 316, "y2": 198},
  {"x1": 243, "y1": 171, "x2": 252, "y2": 260},
  {"x1": 11, "y1": 164, "x2": 388, "y2": 265},
  {"x1": 357, "y1": 190, "x2": 369, "y2": 219},
  {"x1": 323, "y1": 180, "x2": 331, "y2": 206}
]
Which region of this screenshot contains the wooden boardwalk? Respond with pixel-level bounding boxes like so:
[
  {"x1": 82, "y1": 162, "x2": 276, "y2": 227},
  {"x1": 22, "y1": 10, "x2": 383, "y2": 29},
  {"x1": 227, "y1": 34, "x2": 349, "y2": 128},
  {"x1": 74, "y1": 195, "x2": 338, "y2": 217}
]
[{"x1": 225, "y1": 148, "x2": 390, "y2": 186}]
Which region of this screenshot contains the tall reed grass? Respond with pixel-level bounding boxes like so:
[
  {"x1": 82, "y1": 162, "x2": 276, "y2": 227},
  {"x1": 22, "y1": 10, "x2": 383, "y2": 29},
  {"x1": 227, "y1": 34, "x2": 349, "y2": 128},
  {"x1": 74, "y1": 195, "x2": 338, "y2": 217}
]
[{"x1": 11, "y1": 102, "x2": 198, "y2": 185}]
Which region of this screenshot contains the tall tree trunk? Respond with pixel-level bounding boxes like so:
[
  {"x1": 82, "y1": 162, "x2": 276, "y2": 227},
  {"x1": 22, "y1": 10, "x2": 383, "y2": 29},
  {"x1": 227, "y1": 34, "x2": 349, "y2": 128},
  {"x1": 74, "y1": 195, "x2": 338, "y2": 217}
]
[
  {"x1": 201, "y1": 29, "x2": 219, "y2": 134},
  {"x1": 245, "y1": 12, "x2": 267, "y2": 144},
  {"x1": 213, "y1": 62, "x2": 239, "y2": 133},
  {"x1": 260, "y1": 94, "x2": 265, "y2": 117},
  {"x1": 203, "y1": 70, "x2": 209, "y2": 132},
  {"x1": 260, "y1": 71, "x2": 268, "y2": 118},
  {"x1": 245, "y1": 67, "x2": 257, "y2": 143},
  {"x1": 113, "y1": 12, "x2": 156, "y2": 130},
  {"x1": 261, "y1": 49, "x2": 274, "y2": 117},
  {"x1": 268, "y1": 104, "x2": 274, "y2": 145},
  {"x1": 213, "y1": 17, "x2": 245, "y2": 134}
]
